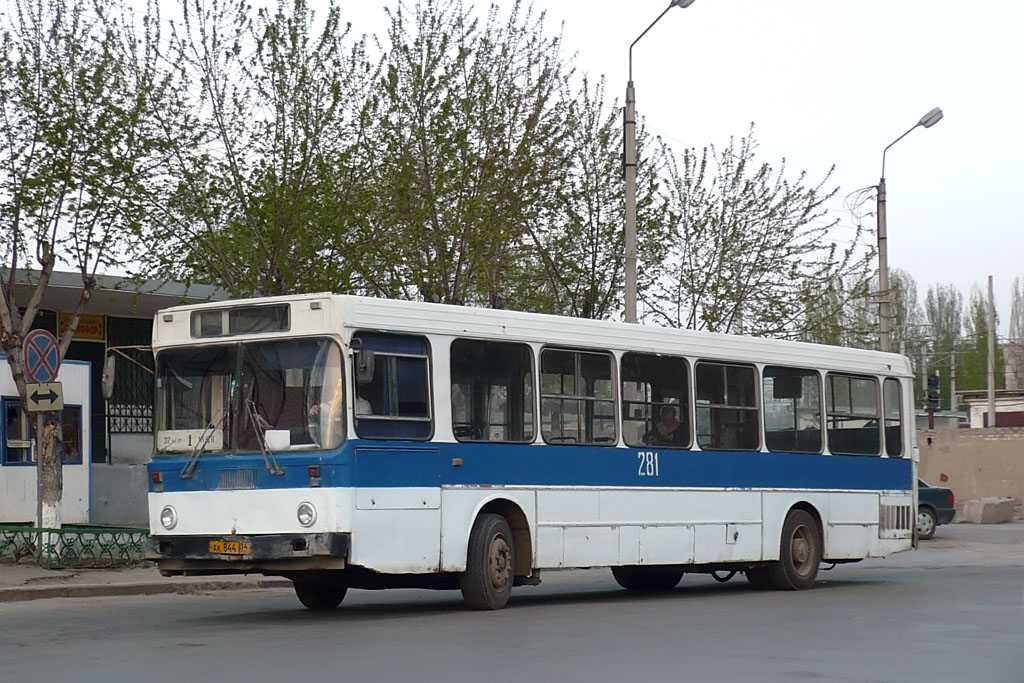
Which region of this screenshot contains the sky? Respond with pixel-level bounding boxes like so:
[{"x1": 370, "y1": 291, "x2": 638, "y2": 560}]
[
  {"x1": 131, "y1": 0, "x2": 1022, "y2": 327},
  {"x1": 330, "y1": 0, "x2": 1022, "y2": 326}
]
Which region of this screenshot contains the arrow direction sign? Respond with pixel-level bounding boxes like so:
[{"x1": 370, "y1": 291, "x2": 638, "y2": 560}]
[{"x1": 25, "y1": 382, "x2": 64, "y2": 413}]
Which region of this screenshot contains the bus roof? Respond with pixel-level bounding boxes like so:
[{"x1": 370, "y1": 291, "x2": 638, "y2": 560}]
[{"x1": 153, "y1": 293, "x2": 913, "y2": 377}]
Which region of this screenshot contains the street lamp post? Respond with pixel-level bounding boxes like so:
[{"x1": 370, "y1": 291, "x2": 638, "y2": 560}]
[
  {"x1": 624, "y1": 0, "x2": 694, "y2": 324},
  {"x1": 876, "y1": 106, "x2": 943, "y2": 352}
]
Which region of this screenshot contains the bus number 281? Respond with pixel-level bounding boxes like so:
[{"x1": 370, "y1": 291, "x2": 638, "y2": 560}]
[{"x1": 637, "y1": 451, "x2": 659, "y2": 477}]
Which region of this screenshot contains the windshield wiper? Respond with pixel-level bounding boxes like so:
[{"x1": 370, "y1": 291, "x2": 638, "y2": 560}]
[
  {"x1": 246, "y1": 398, "x2": 284, "y2": 476},
  {"x1": 180, "y1": 410, "x2": 227, "y2": 479}
]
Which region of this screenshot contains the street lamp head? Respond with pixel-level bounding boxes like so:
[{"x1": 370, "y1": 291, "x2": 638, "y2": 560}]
[
  {"x1": 918, "y1": 107, "x2": 943, "y2": 128},
  {"x1": 670, "y1": 0, "x2": 696, "y2": 8}
]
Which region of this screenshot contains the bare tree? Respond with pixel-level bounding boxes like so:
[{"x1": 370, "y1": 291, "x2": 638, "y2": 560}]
[{"x1": 647, "y1": 126, "x2": 874, "y2": 337}]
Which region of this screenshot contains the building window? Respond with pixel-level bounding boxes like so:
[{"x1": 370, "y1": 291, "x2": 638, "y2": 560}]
[
  {"x1": 352, "y1": 333, "x2": 432, "y2": 440},
  {"x1": 451, "y1": 339, "x2": 534, "y2": 443},
  {"x1": 2, "y1": 401, "x2": 83, "y2": 464},
  {"x1": 695, "y1": 362, "x2": 759, "y2": 451},
  {"x1": 621, "y1": 353, "x2": 690, "y2": 448},
  {"x1": 883, "y1": 378, "x2": 903, "y2": 457},
  {"x1": 763, "y1": 367, "x2": 822, "y2": 454},
  {"x1": 2, "y1": 400, "x2": 32, "y2": 464},
  {"x1": 60, "y1": 406, "x2": 83, "y2": 464},
  {"x1": 826, "y1": 374, "x2": 880, "y2": 456},
  {"x1": 540, "y1": 349, "x2": 616, "y2": 445}
]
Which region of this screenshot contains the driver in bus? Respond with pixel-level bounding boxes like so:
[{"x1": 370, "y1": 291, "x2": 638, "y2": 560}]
[{"x1": 645, "y1": 405, "x2": 683, "y2": 446}]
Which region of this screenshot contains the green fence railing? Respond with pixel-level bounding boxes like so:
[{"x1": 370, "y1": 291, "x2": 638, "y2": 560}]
[{"x1": 0, "y1": 524, "x2": 148, "y2": 569}]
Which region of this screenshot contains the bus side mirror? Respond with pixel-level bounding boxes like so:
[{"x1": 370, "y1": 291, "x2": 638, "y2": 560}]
[
  {"x1": 101, "y1": 354, "x2": 116, "y2": 400},
  {"x1": 355, "y1": 349, "x2": 375, "y2": 385}
]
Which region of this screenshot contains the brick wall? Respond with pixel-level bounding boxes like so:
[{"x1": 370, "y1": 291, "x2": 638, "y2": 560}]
[{"x1": 917, "y1": 427, "x2": 1024, "y2": 502}]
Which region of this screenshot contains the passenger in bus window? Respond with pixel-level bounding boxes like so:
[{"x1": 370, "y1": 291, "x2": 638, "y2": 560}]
[{"x1": 645, "y1": 405, "x2": 683, "y2": 446}]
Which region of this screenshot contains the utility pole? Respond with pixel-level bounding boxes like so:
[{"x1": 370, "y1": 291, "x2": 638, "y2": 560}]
[
  {"x1": 987, "y1": 275, "x2": 996, "y2": 427},
  {"x1": 950, "y1": 360, "x2": 957, "y2": 412},
  {"x1": 919, "y1": 341, "x2": 927, "y2": 409}
]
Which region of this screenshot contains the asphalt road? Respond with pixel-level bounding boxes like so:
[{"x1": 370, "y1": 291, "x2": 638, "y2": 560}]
[{"x1": 2, "y1": 524, "x2": 1022, "y2": 683}]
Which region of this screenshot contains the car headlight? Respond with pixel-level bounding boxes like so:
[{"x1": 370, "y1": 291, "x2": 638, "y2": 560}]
[
  {"x1": 297, "y1": 502, "x2": 317, "y2": 527},
  {"x1": 160, "y1": 506, "x2": 177, "y2": 530}
]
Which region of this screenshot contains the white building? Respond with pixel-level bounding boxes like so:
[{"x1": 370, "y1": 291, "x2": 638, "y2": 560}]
[{"x1": 1, "y1": 360, "x2": 91, "y2": 523}]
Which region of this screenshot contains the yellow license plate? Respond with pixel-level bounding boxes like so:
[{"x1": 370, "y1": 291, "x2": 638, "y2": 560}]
[{"x1": 209, "y1": 539, "x2": 251, "y2": 555}]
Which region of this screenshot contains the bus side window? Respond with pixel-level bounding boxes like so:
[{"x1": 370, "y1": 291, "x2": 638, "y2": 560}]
[
  {"x1": 763, "y1": 367, "x2": 822, "y2": 454},
  {"x1": 695, "y1": 362, "x2": 759, "y2": 451},
  {"x1": 883, "y1": 378, "x2": 903, "y2": 457},
  {"x1": 621, "y1": 352, "x2": 690, "y2": 449},
  {"x1": 826, "y1": 374, "x2": 880, "y2": 456},
  {"x1": 450, "y1": 339, "x2": 534, "y2": 443},
  {"x1": 352, "y1": 332, "x2": 432, "y2": 440},
  {"x1": 540, "y1": 348, "x2": 616, "y2": 445}
]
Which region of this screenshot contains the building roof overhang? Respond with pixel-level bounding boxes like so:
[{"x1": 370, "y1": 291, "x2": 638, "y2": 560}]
[{"x1": 3, "y1": 269, "x2": 229, "y2": 320}]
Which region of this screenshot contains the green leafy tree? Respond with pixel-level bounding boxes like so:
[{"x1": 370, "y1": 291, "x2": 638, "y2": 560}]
[
  {"x1": 361, "y1": 0, "x2": 571, "y2": 307},
  {"x1": 0, "y1": 0, "x2": 171, "y2": 528},
  {"x1": 141, "y1": 0, "x2": 376, "y2": 297},
  {"x1": 957, "y1": 285, "x2": 1004, "y2": 397},
  {"x1": 925, "y1": 282, "x2": 964, "y2": 408}
]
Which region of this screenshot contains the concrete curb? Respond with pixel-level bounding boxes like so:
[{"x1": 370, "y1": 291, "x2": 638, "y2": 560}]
[{"x1": 0, "y1": 578, "x2": 292, "y2": 603}]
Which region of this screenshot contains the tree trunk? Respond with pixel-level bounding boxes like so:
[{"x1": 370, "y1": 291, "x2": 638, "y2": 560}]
[{"x1": 40, "y1": 414, "x2": 62, "y2": 529}]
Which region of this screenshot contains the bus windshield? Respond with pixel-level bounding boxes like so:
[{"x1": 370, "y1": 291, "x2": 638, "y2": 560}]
[{"x1": 154, "y1": 338, "x2": 344, "y2": 456}]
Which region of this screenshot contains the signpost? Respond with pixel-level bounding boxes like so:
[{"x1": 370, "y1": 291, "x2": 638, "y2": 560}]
[{"x1": 22, "y1": 329, "x2": 62, "y2": 530}]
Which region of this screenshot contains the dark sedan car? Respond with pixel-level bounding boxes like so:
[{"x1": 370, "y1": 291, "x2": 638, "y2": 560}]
[{"x1": 917, "y1": 479, "x2": 956, "y2": 540}]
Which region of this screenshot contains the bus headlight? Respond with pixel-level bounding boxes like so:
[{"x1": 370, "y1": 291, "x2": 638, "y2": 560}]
[
  {"x1": 297, "y1": 502, "x2": 317, "y2": 527},
  {"x1": 160, "y1": 506, "x2": 178, "y2": 530}
]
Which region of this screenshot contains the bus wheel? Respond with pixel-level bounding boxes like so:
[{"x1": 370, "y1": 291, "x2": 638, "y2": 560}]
[
  {"x1": 611, "y1": 566, "x2": 684, "y2": 591},
  {"x1": 767, "y1": 509, "x2": 822, "y2": 590},
  {"x1": 460, "y1": 513, "x2": 515, "y2": 610},
  {"x1": 293, "y1": 579, "x2": 347, "y2": 610}
]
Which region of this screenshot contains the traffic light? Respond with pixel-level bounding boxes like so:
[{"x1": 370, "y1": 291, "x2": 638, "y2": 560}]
[{"x1": 926, "y1": 373, "x2": 940, "y2": 410}]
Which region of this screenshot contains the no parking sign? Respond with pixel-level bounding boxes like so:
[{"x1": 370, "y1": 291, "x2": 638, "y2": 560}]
[{"x1": 23, "y1": 329, "x2": 62, "y2": 383}]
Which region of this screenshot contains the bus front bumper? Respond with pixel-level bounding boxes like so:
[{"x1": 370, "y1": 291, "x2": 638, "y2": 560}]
[{"x1": 147, "y1": 532, "x2": 350, "y2": 574}]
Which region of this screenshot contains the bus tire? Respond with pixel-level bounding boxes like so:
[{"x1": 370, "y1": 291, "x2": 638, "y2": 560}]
[
  {"x1": 767, "y1": 509, "x2": 822, "y2": 590},
  {"x1": 611, "y1": 566, "x2": 684, "y2": 591},
  {"x1": 460, "y1": 513, "x2": 515, "y2": 610},
  {"x1": 293, "y1": 578, "x2": 347, "y2": 610}
]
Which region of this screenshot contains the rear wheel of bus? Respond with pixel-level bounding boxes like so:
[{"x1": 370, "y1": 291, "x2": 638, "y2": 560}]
[
  {"x1": 611, "y1": 566, "x2": 684, "y2": 591},
  {"x1": 460, "y1": 513, "x2": 515, "y2": 610},
  {"x1": 751, "y1": 509, "x2": 821, "y2": 591},
  {"x1": 293, "y1": 577, "x2": 348, "y2": 610}
]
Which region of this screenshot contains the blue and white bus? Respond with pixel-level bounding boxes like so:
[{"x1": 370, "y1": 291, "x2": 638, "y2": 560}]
[{"x1": 145, "y1": 294, "x2": 916, "y2": 610}]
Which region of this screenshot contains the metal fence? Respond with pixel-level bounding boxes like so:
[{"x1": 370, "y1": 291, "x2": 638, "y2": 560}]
[{"x1": 0, "y1": 525, "x2": 148, "y2": 568}]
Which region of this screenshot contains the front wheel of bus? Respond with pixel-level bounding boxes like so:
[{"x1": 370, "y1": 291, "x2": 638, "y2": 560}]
[
  {"x1": 293, "y1": 579, "x2": 348, "y2": 610},
  {"x1": 460, "y1": 513, "x2": 515, "y2": 610},
  {"x1": 768, "y1": 509, "x2": 822, "y2": 590}
]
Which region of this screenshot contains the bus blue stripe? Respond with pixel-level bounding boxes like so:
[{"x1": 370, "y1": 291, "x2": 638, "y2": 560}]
[{"x1": 149, "y1": 440, "x2": 912, "y2": 493}]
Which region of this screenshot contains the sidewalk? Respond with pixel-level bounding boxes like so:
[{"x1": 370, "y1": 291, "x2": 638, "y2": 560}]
[{"x1": 0, "y1": 562, "x2": 291, "y2": 603}]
